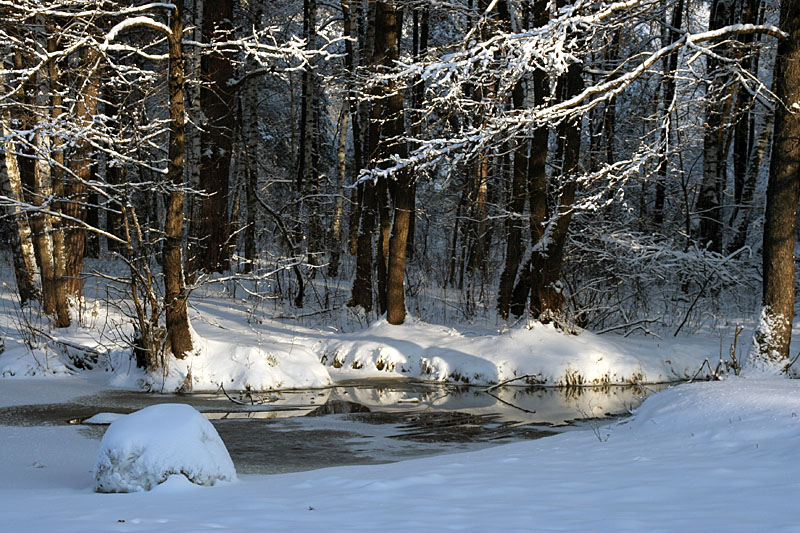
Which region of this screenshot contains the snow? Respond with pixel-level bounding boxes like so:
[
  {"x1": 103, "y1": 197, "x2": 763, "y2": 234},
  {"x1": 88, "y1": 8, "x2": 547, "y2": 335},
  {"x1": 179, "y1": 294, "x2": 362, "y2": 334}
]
[
  {"x1": 83, "y1": 412, "x2": 125, "y2": 425},
  {"x1": 318, "y1": 317, "x2": 721, "y2": 385},
  {"x1": 94, "y1": 403, "x2": 236, "y2": 493},
  {"x1": 137, "y1": 326, "x2": 333, "y2": 393},
  {"x1": 0, "y1": 279, "x2": 737, "y2": 391},
  {"x1": 2, "y1": 377, "x2": 800, "y2": 530},
  {"x1": 0, "y1": 262, "x2": 796, "y2": 527}
]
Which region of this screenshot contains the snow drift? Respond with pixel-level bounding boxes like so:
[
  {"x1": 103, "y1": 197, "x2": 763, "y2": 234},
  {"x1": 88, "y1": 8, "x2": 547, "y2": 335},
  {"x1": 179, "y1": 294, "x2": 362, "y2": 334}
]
[{"x1": 94, "y1": 403, "x2": 236, "y2": 493}]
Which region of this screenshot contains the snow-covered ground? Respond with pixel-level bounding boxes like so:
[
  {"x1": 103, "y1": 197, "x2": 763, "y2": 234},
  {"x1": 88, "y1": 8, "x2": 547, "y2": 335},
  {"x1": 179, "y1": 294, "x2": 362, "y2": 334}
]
[
  {"x1": 0, "y1": 283, "x2": 747, "y2": 391},
  {"x1": 1, "y1": 260, "x2": 797, "y2": 529},
  {"x1": 2, "y1": 376, "x2": 799, "y2": 531}
]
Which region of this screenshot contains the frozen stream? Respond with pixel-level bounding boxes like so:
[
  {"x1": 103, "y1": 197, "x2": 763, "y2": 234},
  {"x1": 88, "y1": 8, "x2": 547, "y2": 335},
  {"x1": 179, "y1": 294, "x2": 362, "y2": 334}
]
[{"x1": 0, "y1": 380, "x2": 665, "y2": 474}]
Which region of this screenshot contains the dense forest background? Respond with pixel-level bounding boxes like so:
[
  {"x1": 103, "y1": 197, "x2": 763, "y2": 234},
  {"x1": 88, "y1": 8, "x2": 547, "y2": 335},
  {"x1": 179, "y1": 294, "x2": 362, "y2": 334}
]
[{"x1": 1, "y1": 0, "x2": 796, "y2": 372}]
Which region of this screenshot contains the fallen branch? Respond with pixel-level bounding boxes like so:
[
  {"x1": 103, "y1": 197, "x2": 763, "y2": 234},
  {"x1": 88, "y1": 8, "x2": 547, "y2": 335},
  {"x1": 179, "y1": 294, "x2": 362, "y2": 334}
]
[
  {"x1": 216, "y1": 383, "x2": 248, "y2": 405},
  {"x1": 484, "y1": 374, "x2": 543, "y2": 392},
  {"x1": 594, "y1": 318, "x2": 660, "y2": 336},
  {"x1": 29, "y1": 326, "x2": 103, "y2": 357}
]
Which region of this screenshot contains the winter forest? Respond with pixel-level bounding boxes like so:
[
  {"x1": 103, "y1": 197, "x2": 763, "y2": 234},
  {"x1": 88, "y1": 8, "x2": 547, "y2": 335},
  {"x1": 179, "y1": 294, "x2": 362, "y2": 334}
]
[
  {"x1": 2, "y1": 0, "x2": 800, "y2": 528},
  {"x1": 3, "y1": 0, "x2": 799, "y2": 372}
]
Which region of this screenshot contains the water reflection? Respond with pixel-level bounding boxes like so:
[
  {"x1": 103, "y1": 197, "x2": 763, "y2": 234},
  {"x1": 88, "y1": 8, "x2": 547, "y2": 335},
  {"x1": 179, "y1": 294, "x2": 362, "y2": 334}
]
[
  {"x1": 203, "y1": 382, "x2": 664, "y2": 426},
  {"x1": 0, "y1": 382, "x2": 666, "y2": 475}
]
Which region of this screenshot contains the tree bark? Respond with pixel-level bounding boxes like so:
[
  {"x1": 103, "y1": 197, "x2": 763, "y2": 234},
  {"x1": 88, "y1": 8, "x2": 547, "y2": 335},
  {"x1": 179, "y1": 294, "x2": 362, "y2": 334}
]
[
  {"x1": 64, "y1": 47, "x2": 100, "y2": 297},
  {"x1": 654, "y1": 0, "x2": 683, "y2": 225},
  {"x1": 1, "y1": 110, "x2": 39, "y2": 305},
  {"x1": 747, "y1": 0, "x2": 800, "y2": 372},
  {"x1": 163, "y1": 0, "x2": 193, "y2": 359},
  {"x1": 527, "y1": 63, "x2": 582, "y2": 321},
  {"x1": 696, "y1": 0, "x2": 735, "y2": 252},
  {"x1": 196, "y1": 0, "x2": 234, "y2": 274},
  {"x1": 510, "y1": 0, "x2": 549, "y2": 317}
]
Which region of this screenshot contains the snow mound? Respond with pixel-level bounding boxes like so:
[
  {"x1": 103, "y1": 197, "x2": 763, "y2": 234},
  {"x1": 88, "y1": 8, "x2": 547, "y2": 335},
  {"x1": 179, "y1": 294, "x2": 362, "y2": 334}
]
[
  {"x1": 94, "y1": 403, "x2": 236, "y2": 493},
  {"x1": 134, "y1": 328, "x2": 332, "y2": 392},
  {"x1": 83, "y1": 412, "x2": 124, "y2": 425},
  {"x1": 622, "y1": 377, "x2": 800, "y2": 444},
  {"x1": 319, "y1": 318, "x2": 712, "y2": 385}
]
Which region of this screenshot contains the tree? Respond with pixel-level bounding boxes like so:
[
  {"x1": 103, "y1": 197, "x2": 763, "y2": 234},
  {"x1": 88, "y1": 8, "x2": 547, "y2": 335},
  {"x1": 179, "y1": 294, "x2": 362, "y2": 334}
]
[
  {"x1": 747, "y1": 0, "x2": 800, "y2": 373},
  {"x1": 193, "y1": 0, "x2": 235, "y2": 274},
  {"x1": 163, "y1": 0, "x2": 194, "y2": 358}
]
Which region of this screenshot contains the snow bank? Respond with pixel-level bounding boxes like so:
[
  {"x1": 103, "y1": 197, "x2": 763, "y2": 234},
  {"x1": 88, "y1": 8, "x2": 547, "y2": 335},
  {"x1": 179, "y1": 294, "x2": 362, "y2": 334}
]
[
  {"x1": 119, "y1": 327, "x2": 332, "y2": 393},
  {"x1": 319, "y1": 318, "x2": 716, "y2": 385},
  {"x1": 0, "y1": 337, "x2": 74, "y2": 378},
  {"x1": 94, "y1": 403, "x2": 236, "y2": 493},
  {"x1": 623, "y1": 377, "x2": 800, "y2": 445}
]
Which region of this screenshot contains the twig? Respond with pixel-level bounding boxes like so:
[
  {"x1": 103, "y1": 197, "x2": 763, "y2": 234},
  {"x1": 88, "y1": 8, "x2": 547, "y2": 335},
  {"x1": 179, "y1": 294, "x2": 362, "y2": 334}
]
[
  {"x1": 674, "y1": 269, "x2": 715, "y2": 336},
  {"x1": 216, "y1": 383, "x2": 247, "y2": 405},
  {"x1": 484, "y1": 374, "x2": 541, "y2": 392},
  {"x1": 783, "y1": 350, "x2": 800, "y2": 375},
  {"x1": 485, "y1": 390, "x2": 538, "y2": 414},
  {"x1": 273, "y1": 308, "x2": 337, "y2": 320},
  {"x1": 595, "y1": 318, "x2": 659, "y2": 335},
  {"x1": 687, "y1": 358, "x2": 719, "y2": 383}
]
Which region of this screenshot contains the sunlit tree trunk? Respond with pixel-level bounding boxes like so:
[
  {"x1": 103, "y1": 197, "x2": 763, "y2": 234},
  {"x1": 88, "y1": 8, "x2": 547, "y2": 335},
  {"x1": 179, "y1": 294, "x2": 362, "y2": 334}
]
[
  {"x1": 1, "y1": 110, "x2": 39, "y2": 305},
  {"x1": 163, "y1": 0, "x2": 193, "y2": 358}
]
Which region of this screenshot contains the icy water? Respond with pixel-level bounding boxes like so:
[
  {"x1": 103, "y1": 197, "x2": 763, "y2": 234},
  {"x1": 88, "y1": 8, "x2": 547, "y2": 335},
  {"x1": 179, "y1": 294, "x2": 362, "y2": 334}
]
[{"x1": 0, "y1": 380, "x2": 665, "y2": 474}]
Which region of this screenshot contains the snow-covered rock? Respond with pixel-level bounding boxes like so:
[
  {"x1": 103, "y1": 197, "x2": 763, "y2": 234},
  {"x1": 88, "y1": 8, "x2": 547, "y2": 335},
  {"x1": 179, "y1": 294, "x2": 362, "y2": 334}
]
[{"x1": 94, "y1": 403, "x2": 236, "y2": 493}]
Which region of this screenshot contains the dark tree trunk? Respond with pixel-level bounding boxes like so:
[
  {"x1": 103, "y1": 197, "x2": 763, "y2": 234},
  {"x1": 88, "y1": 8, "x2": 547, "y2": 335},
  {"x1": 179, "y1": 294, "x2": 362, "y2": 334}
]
[
  {"x1": 748, "y1": 0, "x2": 800, "y2": 371},
  {"x1": 497, "y1": 82, "x2": 528, "y2": 319},
  {"x1": 163, "y1": 0, "x2": 193, "y2": 359},
  {"x1": 195, "y1": 0, "x2": 234, "y2": 274},
  {"x1": 510, "y1": 0, "x2": 549, "y2": 317},
  {"x1": 527, "y1": 63, "x2": 582, "y2": 320},
  {"x1": 654, "y1": 0, "x2": 683, "y2": 225},
  {"x1": 297, "y1": 0, "x2": 323, "y2": 269},
  {"x1": 104, "y1": 87, "x2": 126, "y2": 255}
]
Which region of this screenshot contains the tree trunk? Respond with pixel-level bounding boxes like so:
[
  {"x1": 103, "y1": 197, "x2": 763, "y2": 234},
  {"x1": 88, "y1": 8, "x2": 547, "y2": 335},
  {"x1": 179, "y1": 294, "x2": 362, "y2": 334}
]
[
  {"x1": 349, "y1": 1, "x2": 380, "y2": 312},
  {"x1": 1, "y1": 110, "x2": 39, "y2": 305},
  {"x1": 297, "y1": 0, "x2": 323, "y2": 268},
  {"x1": 528, "y1": 62, "x2": 583, "y2": 321},
  {"x1": 730, "y1": 110, "x2": 773, "y2": 251},
  {"x1": 103, "y1": 86, "x2": 126, "y2": 255},
  {"x1": 328, "y1": 105, "x2": 349, "y2": 278},
  {"x1": 163, "y1": 0, "x2": 193, "y2": 359},
  {"x1": 510, "y1": 0, "x2": 549, "y2": 317},
  {"x1": 747, "y1": 0, "x2": 800, "y2": 372},
  {"x1": 497, "y1": 79, "x2": 528, "y2": 320},
  {"x1": 30, "y1": 28, "x2": 70, "y2": 327},
  {"x1": 654, "y1": 0, "x2": 683, "y2": 226},
  {"x1": 342, "y1": 0, "x2": 364, "y2": 257},
  {"x1": 242, "y1": 0, "x2": 263, "y2": 273},
  {"x1": 196, "y1": 0, "x2": 234, "y2": 274},
  {"x1": 696, "y1": 0, "x2": 735, "y2": 252},
  {"x1": 64, "y1": 47, "x2": 100, "y2": 297}
]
